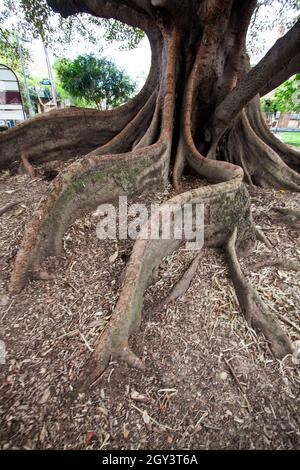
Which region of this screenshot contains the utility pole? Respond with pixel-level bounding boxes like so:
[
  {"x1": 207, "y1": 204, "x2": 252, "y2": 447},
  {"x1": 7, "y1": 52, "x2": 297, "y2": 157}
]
[
  {"x1": 16, "y1": 35, "x2": 34, "y2": 118},
  {"x1": 43, "y1": 41, "x2": 57, "y2": 107}
]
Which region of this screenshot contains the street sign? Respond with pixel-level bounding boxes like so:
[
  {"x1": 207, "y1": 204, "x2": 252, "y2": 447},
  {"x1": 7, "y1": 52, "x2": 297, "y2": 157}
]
[{"x1": 0, "y1": 64, "x2": 25, "y2": 121}]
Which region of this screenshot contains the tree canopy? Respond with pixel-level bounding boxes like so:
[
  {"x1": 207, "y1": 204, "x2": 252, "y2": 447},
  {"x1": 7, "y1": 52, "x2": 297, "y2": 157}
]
[
  {"x1": 1, "y1": 0, "x2": 299, "y2": 66},
  {"x1": 262, "y1": 74, "x2": 300, "y2": 113},
  {"x1": 0, "y1": 0, "x2": 144, "y2": 70},
  {"x1": 54, "y1": 54, "x2": 136, "y2": 109}
]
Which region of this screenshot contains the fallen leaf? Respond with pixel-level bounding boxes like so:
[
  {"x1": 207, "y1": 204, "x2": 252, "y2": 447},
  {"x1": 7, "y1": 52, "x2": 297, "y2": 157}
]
[
  {"x1": 142, "y1": 409, "x2": 151, "y2": 425},
  {"x1": 40, "y1": 424, "x2": 47, "y2": 443},
  {"x1": 14, "y1": 208, "x2": 25, "y2": 217},
  {"x1": 40, "y1": 387, "x2": 51, "y2": 404},
  {"x1": 123, "y1": 426, "x2": 129, "y2": 439},
  {"x1": 109, "y1": 250, "x2": 118, "y2": 264},
  {"x1": 131, "y1": 390, "x2": 152, "y2": 403},
  {"x1": 86, "y1": 431, "x2": 95, "y2": 444}
]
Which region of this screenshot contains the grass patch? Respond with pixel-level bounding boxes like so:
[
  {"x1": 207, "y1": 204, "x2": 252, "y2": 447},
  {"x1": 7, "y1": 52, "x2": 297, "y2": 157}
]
[{"x1": 275, "y1": 131, "x2": 300, "y2": 147}]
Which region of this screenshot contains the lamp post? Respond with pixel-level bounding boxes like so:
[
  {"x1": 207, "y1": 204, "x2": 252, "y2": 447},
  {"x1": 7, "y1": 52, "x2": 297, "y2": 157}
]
[
  {"x1": 43, "y1": 41, "x2": 57, "y2": 107},
  {"x1": 16, "y1": 35, "x2": 34, "y2": 118}
]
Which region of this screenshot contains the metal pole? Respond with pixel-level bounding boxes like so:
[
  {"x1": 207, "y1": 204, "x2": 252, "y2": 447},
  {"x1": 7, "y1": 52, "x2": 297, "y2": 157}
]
[
  {"x1": 16, "y1": 35, "x2": 34, "y2": 118},
  {"x1": 43, "y1": 41, "x2": 57, "y2": 107}
]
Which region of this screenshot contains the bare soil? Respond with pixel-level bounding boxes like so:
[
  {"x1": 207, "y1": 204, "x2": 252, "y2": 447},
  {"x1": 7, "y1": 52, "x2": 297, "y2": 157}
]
[{"x1": 0, "y1": 162, "x2": 299, "y2": 450}]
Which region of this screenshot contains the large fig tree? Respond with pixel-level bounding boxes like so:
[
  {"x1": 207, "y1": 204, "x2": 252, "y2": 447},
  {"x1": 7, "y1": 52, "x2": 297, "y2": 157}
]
[{"x1": 1, "y1": 0, "x2": 299, "y2": 388}]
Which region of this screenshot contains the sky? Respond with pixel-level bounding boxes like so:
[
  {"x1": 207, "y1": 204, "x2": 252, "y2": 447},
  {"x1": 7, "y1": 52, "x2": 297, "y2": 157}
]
[
  {"x1": 5, "y1": 0, "x2": 298, "y2": 91},
  {"x1": 28, "y1": 3, "x2": 287, "y2": 87},
  {"x1": 29, "y1": 35, "x2": 151, "y2": 89}
]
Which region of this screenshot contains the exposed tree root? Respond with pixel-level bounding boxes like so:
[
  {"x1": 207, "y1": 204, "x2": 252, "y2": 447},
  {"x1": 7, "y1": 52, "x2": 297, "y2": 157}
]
[
  {"x1": 225, "y1": 227, "x2": 292, "y2": 359},
  {"x1": 249, "y1": 256, "x2": 300, "y2": 272},
  {"x1": 271, "y1": 206, "x2": 300, "y2": 229},
  {"x1": 246, "y1": 97, "x2": 300, "y2": 173},
  {"x1": 4, "y1": 1, "x2": 300, "y2": 393},
  {"x1": 278, "y1": 314, "x2": 300, "y2": 338},
  {"x1": 8, "y1": 141, "x2": 169, "y2": 295},
  {"x1": 80, "y1": 178, "x2": 255, "y2": 389},
  {"x1": 150, "y1": 252, "x2": 202, "y2": 314},
  {"x1": 217, "y1": 108, "x2": 300, "y2": 190},
  {"x1": 0, "y1": 26, "x2": 162, "y2": 171},
  {"x1": 255, "y1": 226, "x2": 273, "y2": 249},
  {"x1": 8, "y1": 30, "x2": 179, "y2": 296},
  {"x1": 20, "y1": 153, "x2": 37, "y2": 179},
  {"x1": 0, "y1": 201, "x2": 23, "y2": 217},
  {"x1": 134, "y1": 94, "x2": 162, "y2": 150},
  {"x1": 87, "y1": 91, "x2": 158, "y2": 157}
]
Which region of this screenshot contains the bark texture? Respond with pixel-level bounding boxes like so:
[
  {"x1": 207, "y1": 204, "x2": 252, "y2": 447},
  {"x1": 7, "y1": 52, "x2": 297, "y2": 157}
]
[{"x1": 1, "y1": 0, "x2": 299, "y2": 386}]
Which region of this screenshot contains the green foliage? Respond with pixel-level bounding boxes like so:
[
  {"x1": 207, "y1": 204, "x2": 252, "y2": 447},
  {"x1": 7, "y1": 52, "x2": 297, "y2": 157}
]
[
  {"x1": 102, "y1": 19, "x2": 144, "y2": 51},
  {"x1": 261, "y1": 75, "x2": 300, "y2": 113},
  {"x1": 247, "y1": 0, "x2": 300, "y2": 55},
  {"x1": 54, "y1": 54, "x2": 136, "y2": 109},
  {"x1": 261, "y1": 97, "x2": 278, "y2": 113},
  {"x1": 1, "y1": 0, "x2": 297, "y2": 60},
  {"x1": 0, "y1": 0, "x2": 144, "y2": 58},
  {"x1": 0, "y1": 28, "x2": 31, "y2": 71}
]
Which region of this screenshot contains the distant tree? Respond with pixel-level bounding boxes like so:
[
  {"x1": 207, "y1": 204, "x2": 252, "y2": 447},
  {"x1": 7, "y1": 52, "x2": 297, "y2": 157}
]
[
  {"x1": 261, "y1": 74, "x2": 300, "y2": 113},
  {"x1": 0, "y1": 28, "x2": 31, "y2": 71},
  {"x1": 55, "y1": 54, "x2": 136, "y2": 110}
]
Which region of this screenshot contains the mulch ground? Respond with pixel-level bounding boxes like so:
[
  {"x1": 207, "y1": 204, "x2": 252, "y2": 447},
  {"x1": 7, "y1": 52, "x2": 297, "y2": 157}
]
[{"x1": 0, "y1": 161, "x2": 299, "y2": 450}]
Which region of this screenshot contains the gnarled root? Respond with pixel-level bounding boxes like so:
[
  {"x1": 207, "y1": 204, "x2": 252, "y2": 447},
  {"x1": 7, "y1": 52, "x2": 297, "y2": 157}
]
[
  {"x1": 8, "y1": 30, "x2": 179, "y2": 296},
  {"x1": 271, "y1": 206, "x2": 300, "y2": 229},
  {"x1": 20, "y1": 153, "x2": 37, "y2": 179},
  {"x1": 222, "y1": 110, "x2": 300, "y2": 191},
  {"x1": 255, "y1": 226, "x2": 273, "y2": 249},
  {"x1": 80, "y1": 178, "x2": 256, "y2": 389},
  {"x1": 0, "y1": 57, "x2": 161, "y2": 172},
  {"x1": 246, "y1": 96, "x2": 300, "y2": 173},
  {"x1": 0, "y1": 107, "x2": 145, "y2": 170},
  {"x1": 150, "y1": 252, "x2": 202, "y2": 315},
  {"x1": 249, "y1": 256, "x2": 300, "y2": 271},
  {"x1": 8, "y1": 141, "x2": 169, "y2": 295},
  {"x1": 225, "y1": 227, "x2": 292, "y2": 359}
]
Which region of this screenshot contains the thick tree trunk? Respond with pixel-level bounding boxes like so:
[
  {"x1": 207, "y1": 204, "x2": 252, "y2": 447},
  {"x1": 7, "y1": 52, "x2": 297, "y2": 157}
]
[{"x1": 1, "y1": 0, "x2": 300, "y2": 388}]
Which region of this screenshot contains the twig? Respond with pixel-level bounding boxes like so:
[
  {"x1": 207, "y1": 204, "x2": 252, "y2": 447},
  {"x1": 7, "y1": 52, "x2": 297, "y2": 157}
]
[
  {"x1": 278, "y1": 314, "x2": 300, "y2": 337},
  {"x1": 0, "y1": 201, "x2": 23, "y2": 217},
  {"x1": 223, "y1": 357, "x2": 252, "y2": 412},
  {"x1": 131, "y1": 403, "x2": 176, "y2": 431},
  {"x1": 255, "y1": 226, "x2": 273, "y2": 249},
  {"x1": 79, "y1": 332, "x2": 94, "y2": 352}
]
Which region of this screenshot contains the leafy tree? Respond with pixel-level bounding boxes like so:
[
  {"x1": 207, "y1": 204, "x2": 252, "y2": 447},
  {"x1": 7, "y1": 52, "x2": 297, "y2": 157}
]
[
  {"x1": 261, "y1": 74, "x2": 300, "y2": 113},
  {"x1": 0, "y1": 27, "x2": 31, "y2": 71},
  {"x1": 54, "y1": 54, "x2": 136, "y2": 109}
]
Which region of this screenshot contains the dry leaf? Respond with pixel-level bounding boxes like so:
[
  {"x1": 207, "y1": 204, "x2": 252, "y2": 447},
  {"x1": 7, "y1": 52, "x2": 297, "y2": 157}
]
[
  {"x1": 14, "y1": 208, "x2": 24, "y2": 217},
  {"x1": 123, "y1": 426, "x2": 129, "y2": 439},
  {"x1": 40, "y1": 387, "x2": 51, "y2": 404},
  {"x1": 40, "y1": 424, "x2": 47, "y2": 443},
  {"x1": 86, "y1": 431, "x2": 95, "y2": 444},
  {"x1": 142, "y1": 410, "x2": 151, "y2": 425},
  {"x1": 131, "y1": 390, "x2": 152, "y2": 403},
  {"x1": 109, "y1": 250, "x2": 118, "y2": 264}
]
